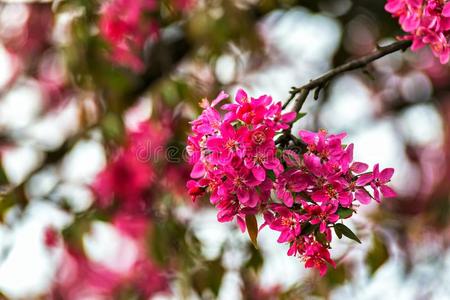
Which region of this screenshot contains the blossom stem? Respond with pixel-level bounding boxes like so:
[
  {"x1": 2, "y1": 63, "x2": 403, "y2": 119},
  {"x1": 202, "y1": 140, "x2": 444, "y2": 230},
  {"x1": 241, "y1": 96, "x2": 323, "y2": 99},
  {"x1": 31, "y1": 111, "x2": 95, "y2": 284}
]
[
  {"x1": 276, "y1": 39, "x2": 412, "y2": 146},
  {"x1": 284, "y1": 40, "x2": 412, "y2": 110}
]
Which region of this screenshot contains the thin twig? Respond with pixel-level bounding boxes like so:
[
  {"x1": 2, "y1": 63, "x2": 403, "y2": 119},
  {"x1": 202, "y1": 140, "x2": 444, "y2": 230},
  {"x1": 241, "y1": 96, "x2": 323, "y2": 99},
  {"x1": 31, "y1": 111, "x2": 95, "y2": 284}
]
[
  {"x1": 277, "y1": 40, "x2": 411, "y2": 146},
  {"x1": 283, "y1": 40, "x2": 411, "y2": 110}
]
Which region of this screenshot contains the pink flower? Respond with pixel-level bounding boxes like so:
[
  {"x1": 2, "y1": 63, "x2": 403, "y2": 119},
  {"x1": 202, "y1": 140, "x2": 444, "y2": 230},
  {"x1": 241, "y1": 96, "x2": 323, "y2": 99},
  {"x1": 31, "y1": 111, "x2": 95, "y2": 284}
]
[
  {"x1": 243, "y1": 128, "x2": 281, "y2": 181},
  {"x1": 303, "y1": 242, "x2": 336, "y2": 276},
  {"x1": 370, "y1": 164, "x2": 397, "y2": 202},
  {"x1": 275, "y1": 169, "x2": 310, "y2": 207},
  {"x1": 187, "y1": 89, "x2": 296, "y2": 227},
  {"x1": 265, "y1": 102, "x2": 297, "y2": 130},
  {"x1": 92, "y1": 148, "x2": 155, "y2": 210},
  {"x1": 356, "y1": 163, "x2": 397, "y2": 202},
  {"x1": 285, "y1": 235, "x2": 336, "y2": 276},
  {"x1": 190, "y1": 92, "x2": 228, "y2": 136},
  {"x1": 206, "y1": 123, "x2": 247, "y2": 165},
  {"x1": 264, "y1": 205, "x2": 302, "y2": 243},
  {"x1": 223, "y1": 168, "x2": 262, "y2": 207},
  {"x1": 52, "y1": 218, "x2": 168, "y2": 299},
  {"x1": 44, "y1": 226, "x2": 59, "y2": 248},
  {"x1": 344, "y1": 179, "x2": 372, "y2": 205},
  {"x1": 222, "y1": 90, "x2": 270, "y2": 125},
  {"x1": 99, "y1": 0, "x2": 157, "y2": 71},
  {"x1": 223, "y1": 89, "x2": 296, "y2": 129},
  {"x1": 186, "y1": 179, "x2": 206, "y2": 201},
  {"x1": 187, "y1": 89, "x2": 397, "y2": 276},
  {"x1": 386, "y1": 0, "x2": 450, "y2": 64},
  {"x1": 385, "y1": 0, "x2": 422, "y2": 32},
  {"x1": 311, "y1": 181, "x2": 353, "y2": 207},
  {"x1": 92, "y1": 121, "x2": 169, "y2": 213},
  {"x1": 303, "y1": 202, "x2": 339, "y2": 234},
  {"x1": 244, "y1": 147, "x2": 280, "y2": 181},
  {"x1": 299, "y1": 129, "x2": 346, "y2": 164}
]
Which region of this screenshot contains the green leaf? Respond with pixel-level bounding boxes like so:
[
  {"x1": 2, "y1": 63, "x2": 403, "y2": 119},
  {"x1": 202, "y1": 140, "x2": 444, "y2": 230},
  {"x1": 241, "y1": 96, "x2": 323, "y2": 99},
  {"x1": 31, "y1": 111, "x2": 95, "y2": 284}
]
[
  {"x1": 334, "y1": 223, "x2": 361, "y2": 243},
  {"x1": 0, "y1": 193, "x2": 16, "y2": 223},
  {"x1": 266, "y1": 170, "x2": 276, "y2": 181},
  {"x1": 62, "y1": 217, "x2": 92, "y2": 255},
  {"x1": 337, "y1": 208, "x2": 353, "y2": 219},
  {"x1": 334, "y1": 225, "x2": 343, "y2": 239},
  {"x1": 324, "y1": 264, "x2": 347, "y2": 288},
  {"x1": 192, "y1": 258, "x2": 225, "y2": 297},
  {"x1": 245, "y1": 243, "x2": 263, "y2": 272},
  {"x1": 365, "y1": 234, "x2": 389, "y2": 275},
  {"x1": 294, "y1": 112, "x2": 307, "y2": 123},
  {"x1": 314, "y1": 231, "x2": 328, "y2": 245},
  {"x1": 245, "y1": 215, "x2": 258, "y2": 249},
  {"x1": 0, "y1": 162, "x2": 8, "y2": 186},
  {"x1": 301, "y1": 222, "x2": 319, "y2": 235},
  {"x1": 101, "y1": 113, "x2": 125, "y2": 144},
  {"x1": 149, "y1": 218, "x2": 191, "y2": 266}
]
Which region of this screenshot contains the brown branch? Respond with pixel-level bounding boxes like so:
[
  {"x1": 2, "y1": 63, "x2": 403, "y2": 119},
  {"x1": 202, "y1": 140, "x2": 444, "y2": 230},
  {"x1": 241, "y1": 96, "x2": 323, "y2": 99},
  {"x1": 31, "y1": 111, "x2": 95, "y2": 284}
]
[
  {"x1": 124, "y1": 27, "x2": 191, "y2": 101},
  {"x1": 276, "y1": 39, "x2": 412, "y2": 146}
]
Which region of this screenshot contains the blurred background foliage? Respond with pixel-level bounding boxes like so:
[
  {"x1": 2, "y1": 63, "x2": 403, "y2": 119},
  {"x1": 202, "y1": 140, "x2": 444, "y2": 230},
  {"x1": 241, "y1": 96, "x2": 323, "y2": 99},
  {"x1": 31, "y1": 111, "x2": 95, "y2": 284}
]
[{"x1": 0, "y1": 0, "x2": 449, "y2": 299}]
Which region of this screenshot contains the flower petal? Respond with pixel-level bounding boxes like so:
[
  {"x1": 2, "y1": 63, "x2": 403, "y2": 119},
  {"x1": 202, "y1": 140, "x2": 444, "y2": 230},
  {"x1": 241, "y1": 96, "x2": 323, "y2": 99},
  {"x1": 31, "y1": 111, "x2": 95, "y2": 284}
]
[
  {"x1": 351, "y1": 162, "x2": 368, "y2": 173},
  {"x1": 380, "y1": 185, "x2": 397, "y2": 198},
  {"x1": 281, "y1": 111, "x2": 297, "y2": 123},
  {"x1": 379, "y1": 168, "x2": 394, "y2": 183},
  {"x1": 355, "y1": 189, "x2": 371, "y2": 204},
  {"x1": 190, "y1": 161, "x2": 205, "y2": 178},
  {"x1": 235, "y1": 89, "x2": 248, "y2": 104},
  {"x1": 237, "y1": 189, "x2": 249, "y2": 204},
  {"x1": 311, "y1": 190, "x2": 329, "y2": 203},
  {"x1": 211, "y1": 91, "x2": 229, "y2": 107},
  {"x1": 356, "y1": 173, "x2": 373, "y2": 186},
  {"x1": 443, "y1": 3, "x2": 450, "y2": 17}
]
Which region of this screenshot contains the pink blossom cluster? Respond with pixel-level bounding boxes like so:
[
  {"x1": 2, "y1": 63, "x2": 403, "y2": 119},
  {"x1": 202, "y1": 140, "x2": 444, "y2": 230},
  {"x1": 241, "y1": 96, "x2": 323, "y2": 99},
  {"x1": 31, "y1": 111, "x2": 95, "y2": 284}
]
[
  {"x1": 99, "y1": 0, "x2": 159, "y2": 72},
  {"x1": 187, "y1": 89, "x2": 296, "y2": 230},
  {"x1": 54, "y1": 117, "x2": 175, "y2": 298},
  {"x1": 262, "y1": 132, "x2": 396, "y2": 275},
  {"x1": 99, "y1": 0, "x2": 193, "y2": 72},
  {"x1": 385, "y1": 0, "x2": 450, "y2": 63},
  {"x1": 92, "y1": 120, "x2": 170, "y2": 214},
  {"x1": 187, "y1": 89, "x2": 397, "y2": 276}
]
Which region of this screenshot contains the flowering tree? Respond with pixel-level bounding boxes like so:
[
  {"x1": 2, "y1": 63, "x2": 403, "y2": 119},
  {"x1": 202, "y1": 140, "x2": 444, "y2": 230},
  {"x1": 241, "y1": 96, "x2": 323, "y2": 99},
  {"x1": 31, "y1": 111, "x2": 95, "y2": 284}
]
[{"x1": 0, "y1": 0, "x2": 450, "y2": 299}]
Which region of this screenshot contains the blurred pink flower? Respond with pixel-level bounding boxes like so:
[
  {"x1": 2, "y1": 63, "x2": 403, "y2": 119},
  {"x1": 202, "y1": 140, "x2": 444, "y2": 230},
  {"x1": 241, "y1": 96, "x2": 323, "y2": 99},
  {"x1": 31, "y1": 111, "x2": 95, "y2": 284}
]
[
  {"x1": 99, "y1": 0, "x2": 158, "y2": 72},
  {"x1": 43, "y1": 226, "x2": 59, "y2": 248},
  {"x1": 92, "y1": 147, "x2": 155, "y2": 210},
  {"x1": 92, "y1": 121, "x2": 169, "y2": 213},
  {"x1": 52, "y1": 218, "x2": 168, "y2": 299},
  {"x1": 99, "y1": 0, "x2": 195, "y2": 71}
]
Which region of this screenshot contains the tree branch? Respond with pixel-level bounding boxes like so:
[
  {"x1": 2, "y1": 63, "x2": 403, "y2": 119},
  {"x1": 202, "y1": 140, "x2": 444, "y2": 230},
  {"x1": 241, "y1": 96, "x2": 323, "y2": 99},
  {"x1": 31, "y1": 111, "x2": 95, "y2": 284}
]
[
  {"x1": 283, "y1": 40, "x2": 411, "y2": 110},
  {"x1": 276, "y1": 39, "x2": 412, "y2": 146},
  {"x1": 124, "y1": 26, "x2": 192, "y2": 101}
]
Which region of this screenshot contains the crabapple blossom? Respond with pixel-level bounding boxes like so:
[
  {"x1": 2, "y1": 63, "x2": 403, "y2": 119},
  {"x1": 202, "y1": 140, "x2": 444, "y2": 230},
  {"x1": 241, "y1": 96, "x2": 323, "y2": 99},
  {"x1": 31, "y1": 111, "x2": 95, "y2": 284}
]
[
  {"x1": 187, "y1": 89, "x2": 293, "y2": 224},
  {"x1": 385, "y1": 0, "x2": 450, "y2": 63},
  {"x1": 99, "y1": 0, "x2": 158, "y2": 72},
  {"x1": 263, "y1": 204, "x2": 302, "y2": 243},
  {"x1": 51, "y1": 218, "x2": 168, "y2": 299},
  {"x1": 92, "y1": 121, "x2": 169, "y2": 213},
  {"x1": 187, "y1": 89, "x2": 397, "y2": 276},
  {"x1": 99, "y1": 0, "x2": 194, "y2": 71}
]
